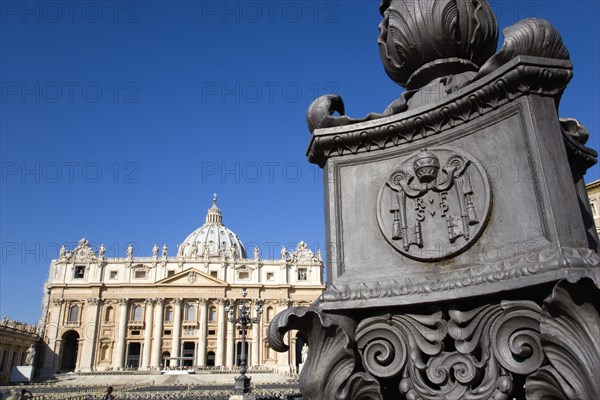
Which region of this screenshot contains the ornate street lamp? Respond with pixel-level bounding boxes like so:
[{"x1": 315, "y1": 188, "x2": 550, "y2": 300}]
[{"x1": 225, "y1": 288, "x2": 263, "y2": 394}]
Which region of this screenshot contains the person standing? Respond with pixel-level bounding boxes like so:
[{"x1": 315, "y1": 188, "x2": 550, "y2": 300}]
[{"x1": 102, "y1": 387, "x2": 115, "y2": 400}]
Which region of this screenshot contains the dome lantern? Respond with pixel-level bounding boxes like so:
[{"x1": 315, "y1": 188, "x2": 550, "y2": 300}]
[{"x1": 205, "y1": 193, "x2": 223, "y2": 224}]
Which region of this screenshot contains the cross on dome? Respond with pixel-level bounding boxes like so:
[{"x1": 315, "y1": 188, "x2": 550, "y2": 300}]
[{"x1": 206, "y1": 193, "x2": 222, "y2": 224}]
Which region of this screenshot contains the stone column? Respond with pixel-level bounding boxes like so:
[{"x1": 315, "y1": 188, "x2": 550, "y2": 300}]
[
  {"x1": 43, "y1": 298, "x2": 64, "y2": 373},
  {"x1": 251, "y1": 318, "x2": 260, "y2": 367},
  {"x1": 80, "y1": 298, "x2": 101, "y2": 371},
  {"x1": 226, "y1": 316, "x2": 235, "y2": 368},
  {"x1": 141, "y1": 299, "x2": 155, "y2": 370},
  {"x1": 76, "y1": 335, "x2": 85, "y2": 370},
  {"x1": 215, "y1": 298, "x2": 226, "y2": 367},
  {"x1": 197, "y1": 298, "x2": 207, "y2": 366},
  {"x1": 114, "y1": 298, "x2": 129, "y2": 370},
  {"x1": 150, "y1": 299, "x2": 164, "y2": 369},
  {"x1": 171, "y1": 298, "x2": 183, "y2": 367}
]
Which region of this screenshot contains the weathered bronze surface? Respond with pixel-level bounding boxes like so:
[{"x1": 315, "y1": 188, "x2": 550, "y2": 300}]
[{"x1": 270, "y1": 1, "x2": 600, "y2": 398}]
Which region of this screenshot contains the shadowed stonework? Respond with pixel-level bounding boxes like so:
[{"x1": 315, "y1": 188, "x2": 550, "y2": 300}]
[{"x1": 269, "y1": 1, "x2": 600, "y2": 399}]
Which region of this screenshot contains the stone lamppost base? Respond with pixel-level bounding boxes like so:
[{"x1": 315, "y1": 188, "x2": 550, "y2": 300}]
[
  {"x1": 234, "y1": 374, "x2": 251, "y2": 392},
  {"x1": 271, "y1": 1, "x2": 600, "y2": 398}
]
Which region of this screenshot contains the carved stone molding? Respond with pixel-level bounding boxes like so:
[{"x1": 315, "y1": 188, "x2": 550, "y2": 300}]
[
  {"x1": 171, "y1": 298, "x2": 183, "y2": 305},
  {"x1": 52, "y1": 298, "x2": 65, "y2": 306},
  {"x1": 307, "y1": 58, "x2": 574, "y2": 167},
  {"x1": 320, "y1": 247, "x2": 600, "y2": 307},
  {"x1": 188, "y1": 271, "x2": 198, "y2": 284},
  {"x1": 86, "y1": 298, "x2": 102, "y2": 306},
  {"x1": 277, "y1": 299, "x2": 293, "y2": 307}
]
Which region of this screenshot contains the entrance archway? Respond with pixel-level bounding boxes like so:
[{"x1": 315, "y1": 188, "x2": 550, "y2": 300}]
[
  {"x1": 162, "y1": 351, "x2": 171, "y2": 368},
  {"x1": 60, "y1": 330, "x2": 80, "y2": 371},
  {"x1": 207, "y1": 351, "x2": 215, "y2": 367},
  {"x1": 182, "y1": 342, "x2": 195, "y2": 367},
  {"x1": 126, "y1": 343, "x2": 141, "y2": 368}
]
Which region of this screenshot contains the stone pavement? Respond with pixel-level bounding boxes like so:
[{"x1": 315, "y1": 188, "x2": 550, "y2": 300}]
[{"x1": 49, "y1": 372, "x2": 295, "y2": 386}]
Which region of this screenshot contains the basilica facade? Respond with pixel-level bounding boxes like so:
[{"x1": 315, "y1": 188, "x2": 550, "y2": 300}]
[{"x1": 38, "y1": 197, "x2": 324, "y2": 376}]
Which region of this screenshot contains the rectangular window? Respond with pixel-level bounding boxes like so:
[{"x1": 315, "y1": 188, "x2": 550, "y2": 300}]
[
  {"x1": 297, "y1": 268, "x2": 307, "y2": 281},
  {"x1": 131, "y1": 330, "x2": 140, "y2": 336},
  {"x1": 74, "y1": 266, "x2": 85, "y2": 279},
  {"x1": 109, "y1": 271, "x2": 118, "y2": 279},
  {"x1": 167, "y1": 270, "x2": 175, "y2": 277},
  {"x1": 208, "y1": 329, "x2": 216, "y2": 335},
  {"x1": 164, "y1": 329, "x2": 172, "y2": 336},
  {"x1": 266, "y1": 272, "x2": 274, "y2": 281},
  {"x1": 210, "y1": 271, "x2": 218, "y2": 277},
  {"x1": 238, "y1": 271, "x2": 250, "y2": 280},
  {"x1": 134, "y1": 270, "x2": 147, "y2": 279}
]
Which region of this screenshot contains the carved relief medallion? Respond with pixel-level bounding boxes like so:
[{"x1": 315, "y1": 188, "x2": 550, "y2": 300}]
[{"x1": 377, "y1": 147, "x2": 492, "y2": 261}]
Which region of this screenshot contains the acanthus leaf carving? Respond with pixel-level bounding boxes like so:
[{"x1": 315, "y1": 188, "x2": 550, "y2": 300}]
[
  {"x1": 477, "y1": 18, "x2": 570, "y2": 80},
  {"x1": 526, "y1": 278, "x2": 600, "y2": 400},
  {"x1": 352, "y1": 299, "x2": 547, "y2": 400},
  {"x1": 268, "y1": 305, "x2": 381, "y2": 400}
]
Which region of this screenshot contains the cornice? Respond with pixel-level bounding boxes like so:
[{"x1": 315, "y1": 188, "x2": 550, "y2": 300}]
[
  {"x1": 307, "y1": 56, "x2": 573, "y2": 167},
  {"x1": 318, "y1": 247, "x2": 600, "y2": 310}
]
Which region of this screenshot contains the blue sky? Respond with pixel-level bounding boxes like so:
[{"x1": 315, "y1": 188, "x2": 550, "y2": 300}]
[{"x1": 1, "y1": 0, "x2": 599, "y2": 324}]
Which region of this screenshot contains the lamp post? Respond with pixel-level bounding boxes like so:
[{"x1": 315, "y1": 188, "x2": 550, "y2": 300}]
[{"x1": 225, "y1": 288, "x2": 263, "y2": 394}]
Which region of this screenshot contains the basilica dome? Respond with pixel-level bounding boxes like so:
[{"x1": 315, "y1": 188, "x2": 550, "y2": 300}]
[{"x1": 179, "y1": 195, "x2": 247, "y2": 258}]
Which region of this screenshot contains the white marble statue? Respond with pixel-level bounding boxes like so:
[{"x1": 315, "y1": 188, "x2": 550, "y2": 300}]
[
  {"x1": 25, "y1": 344, "x2": 36, "y2": 366},
  {"x1": 127, "y1": 243, "x2": 133, "y2": 257},
  {"x1": 281, "y1": 246, "x2": 287, "y2": 260}
]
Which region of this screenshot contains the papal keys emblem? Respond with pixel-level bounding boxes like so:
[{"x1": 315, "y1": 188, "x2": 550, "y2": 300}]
[{"x1": 377, "y1": 147, "x2": 492, "y2": 261}]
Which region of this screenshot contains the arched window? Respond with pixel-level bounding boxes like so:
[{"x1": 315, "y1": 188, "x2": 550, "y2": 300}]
[
  {"x1": 104, "y1": 306, "x2": 113, "y2": 322},
  {"x1": 266, "y1": 306, "x2": 274, "y2": 322},
  {"x1": 132, "y1": 305, "x2": 143, "y2": 321},
  {"x1": 186, "y1": 305, "x2": 196, "y2": 321},
  {"x1": 68, "y1": 305, "x2": 79, "y2": 322},
  {"x1": 208, "y1": 306, "x2": 216, "y2": 322},
  {"x1": 165, "y1": 306, "x2": 173, "y2": 322}
]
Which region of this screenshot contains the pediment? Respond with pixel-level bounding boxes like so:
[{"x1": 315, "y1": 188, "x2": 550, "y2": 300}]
[{"x1": 156, "y1": 268, "x2": 226, "y2": 286}]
